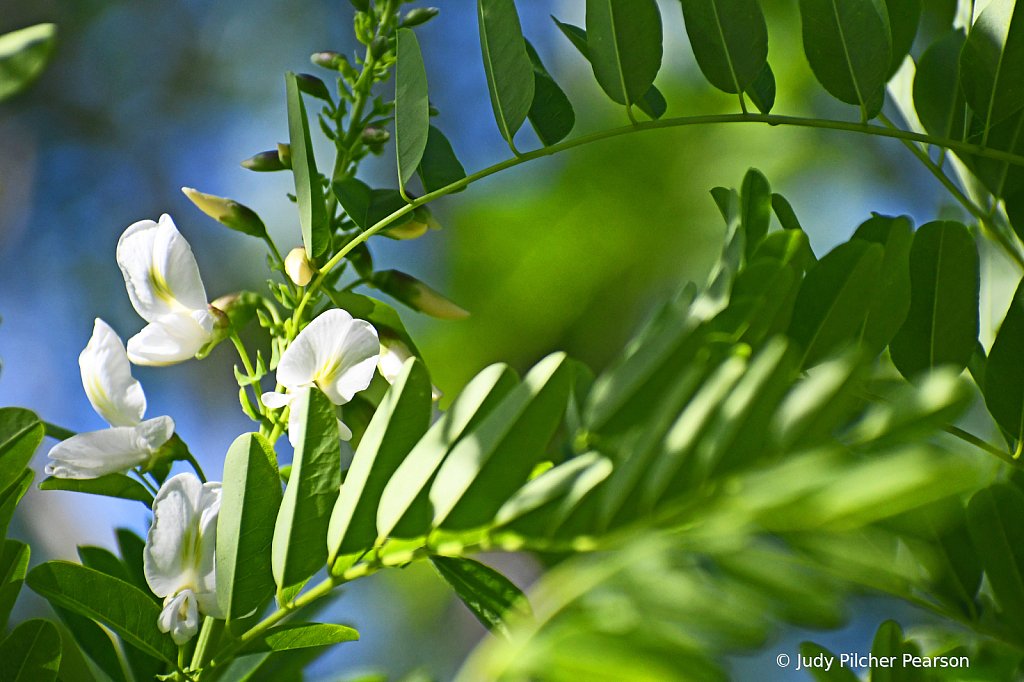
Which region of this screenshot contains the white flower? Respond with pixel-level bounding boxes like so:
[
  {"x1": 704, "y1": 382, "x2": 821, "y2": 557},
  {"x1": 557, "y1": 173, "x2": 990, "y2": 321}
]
[
  {"x1": 377, "y1": 338, "x2": 442, "y2": 401},
  {"x1": 117, "y1": 214, "x2": 214, "y2": 366},
  {"x1": 261, "y1": 309, "x2": 379, "y2": 446},
  {"x1": 144, "y1": 473, "x2": 223, "y2": 645},
  {"x1": 45, "y1": 319, "x2": 175, "y2": 479}
]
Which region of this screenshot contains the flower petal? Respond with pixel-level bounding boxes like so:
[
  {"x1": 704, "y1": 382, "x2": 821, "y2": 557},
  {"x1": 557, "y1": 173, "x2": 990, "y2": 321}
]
[
  {"x1": 145, "y1": 473, "x2": 203, "y2": 598},
  {"x1": 261, "y1": 391, "x2": 294, "y2": 409},
  {"x1": 44, "y1": 416, "x2": 174, "y2": 479},
  {"x1": 158, "y1": 590, "x2": 199, "y2": 645},
  {"x1": 80, "y1": 319, "x2": 146, "y2": 427},
  {"x1": 276, "y1": 309, "x2": 379, "y2": 404},
  {"x1": 337, "y1": 419, "x2": 352, "y2": 441},
  {"x1": 126, "y1": 311, "x2": 214, "y2": 366},
  {"x1": 117, "y1": 214, "x2": 208, "y2": 322},
  {"x1": 377, "y1": 341, "x2": 412, "y2": 384},
  {"x1": 193, "y1": 481, "x2": 222, "y2": 596}
]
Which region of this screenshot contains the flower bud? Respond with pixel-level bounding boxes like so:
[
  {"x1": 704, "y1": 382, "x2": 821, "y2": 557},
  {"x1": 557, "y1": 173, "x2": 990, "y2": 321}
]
[
  {"x1": 310, "y1": 51, "x2": 348, "y2": 71},
  {"x1": 361, "y1": 126, "x2": 390, "y2": 145},
  {"x1": 372, "y1": 270, "x2": 469, "y2": 320},
  {"x1": 277, "y1": 143, "x2": 292, "y2": 169},
  {"x1": 194, "y1": 306, "x2": 231, "y2": 359},
  {"x1": 370, "y1": 36, "x2": 389, "y2": 60},
  {"x1": 210, "y1": 291, "x2": 261, "y2": 331},
  {"x1": 285, "y1": 247, "x2": 315, "y2": 286},
  {"x1": 383, "y1": 220, "x2": 428, "y2": 240},
  {"x1": 295, "y1": 73, "x2": 333, "y2": 102},
  {"x1": 399, "y1": 7, "x2": 439, "y2": 28},
  {"x1": 182, "y1": 188, "x2": 268, "y2": 239},
  {"x1": 241, "y1": 150, "x2": 287, "y2": 172}
]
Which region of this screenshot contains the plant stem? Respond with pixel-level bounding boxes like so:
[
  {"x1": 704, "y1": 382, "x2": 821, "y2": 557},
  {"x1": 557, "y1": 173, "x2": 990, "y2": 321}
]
[
  {"x1": 208, "y1": 574, "x2": 342, "y2": 669},
  {"x1": 942, "y1": 424, "x2": 1024, "y2": 470},
  {"x1": 132, "y1": 468, "x2": 159, "y2": 496},
  {"x1": 185, "y1": 453, "x2": 208, "y2": 483},
  {"x1": 878, "y1": 114, "x2": 1024, "y2": 269},
  {"x1": 231, "y1": 331, "x2": 266, "y2": 416}
]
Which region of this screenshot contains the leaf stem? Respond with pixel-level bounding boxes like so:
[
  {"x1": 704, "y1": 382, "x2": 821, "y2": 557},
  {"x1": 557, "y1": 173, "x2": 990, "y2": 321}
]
[
  {"x1": 941, "y1": 424, "x2": 1024, "y2": 470},
  {"x1": 231, "y1": 331, "x2": 266, "y2": 416},
  {"x1": 132, "y1": 468, "x2": 159, "y2": 496}
]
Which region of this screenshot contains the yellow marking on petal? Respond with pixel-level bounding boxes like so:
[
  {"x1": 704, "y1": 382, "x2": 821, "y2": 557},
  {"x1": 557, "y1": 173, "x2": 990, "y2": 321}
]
[{"x1": 148, "y1": 266, "x2": 188, "y2": 312}]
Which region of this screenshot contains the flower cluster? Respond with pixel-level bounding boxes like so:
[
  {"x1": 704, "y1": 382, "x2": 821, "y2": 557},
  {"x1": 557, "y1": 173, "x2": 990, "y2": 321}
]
[{"x1": 44, "y1": 214, "x2": 395, "y2": 643}]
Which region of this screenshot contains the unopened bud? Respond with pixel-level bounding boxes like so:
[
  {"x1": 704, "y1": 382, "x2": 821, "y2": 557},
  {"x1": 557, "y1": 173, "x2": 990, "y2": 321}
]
[
  {"x1": 241, "y1": 150, "x2": 287, "y2": 172},
  {"x1": 361, "y1": 126, "x2": 390, "y2": 145},
  {"x1": 277, "y1": 143, "x2": 292, "y2": 169},
  {"x1": 285, "y1": 247, "x2": 315, "y2": 286},
  {"x1": 370, "y1": 36, "x2": 388, "y2": 60},
  {"x1": 182, "y1": 188, "x2": 268, "y2": 239},
  {"x1": 195, "y1": 306, "x2": 231, "y2": 359},
  {"x1": 311, "y1": 51, "x2": 348, "y2": 71},
  {"x1": 372, "y1": 270, "x2": 469, "y2": 320},
  {"x1": 383, "y1": 220, "x2": 428, "y2": 240},
  {"x1": 399, "y1": 7, "x2": 439, "y2": 28},
  {"x1": 210, "y1": 291, "x2": 261, "y2": 330},
  {"x1": 413, "y1": 205, "x2": 441, "y2": 230}
]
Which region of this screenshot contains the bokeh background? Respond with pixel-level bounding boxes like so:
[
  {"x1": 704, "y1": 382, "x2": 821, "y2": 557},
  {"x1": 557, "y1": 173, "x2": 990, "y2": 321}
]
[{"x1": 0, "y1": 0, "x2": 999, "y2": 680}]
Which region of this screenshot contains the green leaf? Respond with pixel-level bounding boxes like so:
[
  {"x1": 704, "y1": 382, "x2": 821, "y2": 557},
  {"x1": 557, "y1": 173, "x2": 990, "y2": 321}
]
[
  {"x1": 219, "y1": 433, "x2": 283, "y2": 624},
  {"x1": 396, "y1": 29, "x2": 430, "y2": 191},
  {"x1": 787, "y1": 239, "x2": 884, "y2": 368},
  {"x1": 493, "y1": 451, "x2": 613, "y2": 530},
  {"x1": 740, "y1": 168, "x2": 771, "y2": 257},
  {"x1": 0, "y1": 469, "x2": 33, "y2": 540},
  {"x1": 431, "y1": 352, "x2": 572, "y2": 530},
  {"x1": 272, "y1": 388, "x2": 341, "y2": 594},
  {"x1": 54, "y1": 605, "x2": 130, "y2": 682},
  {"x1": 966, "y1": 484, "x2": 1024, "y2": 624},
  {"x1": 889, "y1": 221, "x2": 979, "y2": 379},
  {"x1": 799, "y1": 641, "x2": 859, "y2": 682},
  {"x1": 771, "y1": 192, "x2": 804, "y2": 232},
  {"x1": 914, "y1": 30, "x2": 968, "y2": 142},
  {"x1": 745, "y1": 62, "x2": 776, "y2": 114},
  {"x1": 332, "y1": 176, "x2": 373, "y2": 229},
  {"x1": 39, "y1": 474, "x2": 153, "y2": 507},
  {"x1": 885, "y1": 0, "x2": 921, "y2": 79},
  {"x1": 870, "y1": 620, "x2": 912, "y2": 682},
  {"x1": 678, "y1": 0, "x2": 768, "y2": 95},
  {"x1": 115, "y1": 528, "x2": 154, "y2": 601},
  {"x1": 327, "y1": 359, "x2": 432, "y2": 566},
  {"x1": 524, "y1": 40, "x2": 575, "y2": 146},
  {"x1": 852, "y1": 214, "x2": 913, "y2": 356},
  {"x1": 477, "y1": 0, "x2": 535, "y2": 145},
  {"x1": 417, "y1": 126, "x2": 467, "y2": 194},
  {"x1": 26, "y1": 561, "x2": 177, "y2": 665},
  {"x1": 376, "y1": 363, "x2": 518, "y2": 541},
  {"x1": 285, "y1": 72, "x2": 330, "y2": 258},
  {"x1": 429, "y1": 556, "x2": 530, "y2": 638},
  {"x1": 0, "y1": 24, "x2": 57, "y2": 103},
  {"x1": 797, "y1": 0, "x2": 892, "y2": 121},
  {"x1": 984, "y1": 278, "x2": 1024, "y2": 442},
  {"x1": 0, "y1": 619, "x2": 61, "y2": 682},
  {"x1": 0, "y1": 539, "x2": 29, "y2": 633},
  {"x1": 77, "y1": 546, "x2": 134, "y2": 585},
  {"x1": 585, "y1": 0, "x2": 664, "y2": 108},
  {"x1": 552, "y1": 16, "x2": 667, "y2": 119},
  {"x1": 959, "y1": 0, "x2": 1024, "y2": 131},
  {"x1": 0, "y1": 407, "x2": 43, "y2": 492},
  {"x1": 240, "y1": 623, "x2": 359, "y2": 654}
]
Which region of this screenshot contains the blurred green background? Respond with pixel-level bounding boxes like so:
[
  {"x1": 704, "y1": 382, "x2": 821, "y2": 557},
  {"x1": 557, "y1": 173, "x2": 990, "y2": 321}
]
[{"x1": 0, "y1": 0, "x2": 977, "y2": 680}]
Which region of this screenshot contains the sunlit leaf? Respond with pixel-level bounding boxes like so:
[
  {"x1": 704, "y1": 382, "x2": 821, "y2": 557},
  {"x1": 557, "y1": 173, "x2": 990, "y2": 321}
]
[
  {"x1": 0, "y1": 24, "x2": 57, "y2": 103},
  {"x1": 0, "y1": 539, "x2": 28, "y2": 633},
  {"x1": 219, "y1": 433, "x2": 282, "y2": 624},
  {"x1": 328, "y1": 359, "x2": 431, "y2": 567},
  {"x1": 0, "y1": 407, "x2": 43, "y2": 492},
  {"x1": 0, "y1": 469, "x2": 32, "y2": 540},
  {"x1": 272, "y1": 388, "x2": 341, "y2": 595},
  {"x1": 240, "y1": 623, "x2": 359, "y2": 654}
]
